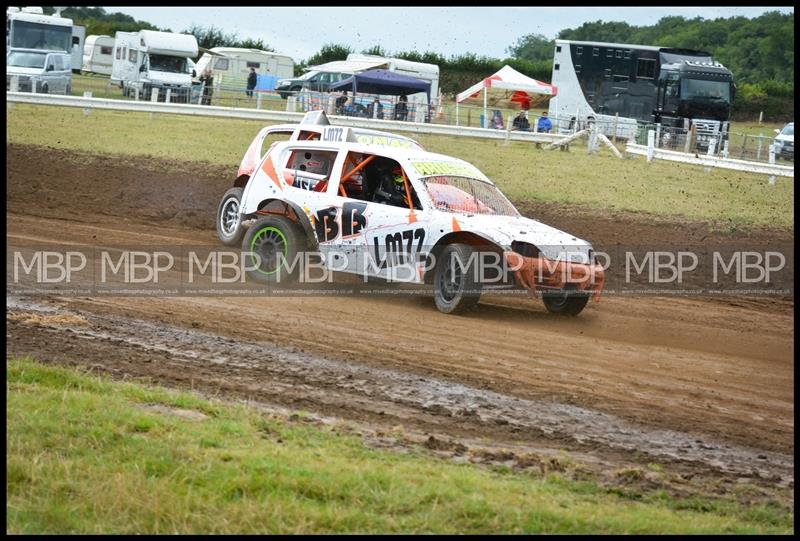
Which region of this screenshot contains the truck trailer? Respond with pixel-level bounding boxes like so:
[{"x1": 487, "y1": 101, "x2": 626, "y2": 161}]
[{"x1": 549, "y1": 39, "x2": 735, "y2": 143}]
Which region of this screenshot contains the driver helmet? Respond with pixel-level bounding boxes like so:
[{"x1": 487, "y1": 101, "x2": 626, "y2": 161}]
[{"x1": 392, "y1": 167, "x2": 405, "y2": 186}]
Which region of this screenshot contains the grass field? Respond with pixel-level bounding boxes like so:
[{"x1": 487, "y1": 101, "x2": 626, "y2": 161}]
[
  {"x1": 6, "y1": 103, "x2": 793, "y2": 229},
  {"x1": 6, "y1": 358, "x2": 792, "y2": 534}
]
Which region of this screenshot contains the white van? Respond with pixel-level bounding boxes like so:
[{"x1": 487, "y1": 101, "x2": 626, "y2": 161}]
[
  {"x1": 110, "y1": 30, "x2": 198, "y2": 102},
  {"x1": 193, "y1": 47, "x2": 294, "y2": 92},
  {"x1": 7, "y1": 48, "x2": 72, "y2": 94},
  {"x1": 82, "y1": 34, "x2": 115, "y2": 75}
]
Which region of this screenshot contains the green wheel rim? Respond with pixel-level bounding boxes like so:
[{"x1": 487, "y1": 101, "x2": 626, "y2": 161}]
[{"x1": 249, "y1": 226, "x2": 289, "y2": 275}]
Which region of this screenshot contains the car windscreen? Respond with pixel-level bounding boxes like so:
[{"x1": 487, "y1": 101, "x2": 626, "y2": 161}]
[
  {"x1": 6, "y1": 50, "x2": 46, "y2": 68},
  {"x1": 422, "y1": 175, "x2": 520, "y2": 217},
  {"x1": 781, "y1": 124, "x2": 794, "y2": 136},
  {"x1": 149, "y1": 54, "x2": 187, "y2": 74}
]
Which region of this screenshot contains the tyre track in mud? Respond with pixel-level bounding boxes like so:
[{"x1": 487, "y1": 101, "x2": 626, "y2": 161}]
[
  {"x1": 6, "y1": 297, "x2": 793, "y2": 487},
  {"x1": 6, "y1": 143, "x2": 795, "y2": 489}
]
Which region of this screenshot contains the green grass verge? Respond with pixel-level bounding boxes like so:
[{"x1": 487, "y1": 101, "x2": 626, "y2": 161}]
[
  {"x1": 7, "y1": 103, "x2": 793, "y2": 229},
  {"x1": 6, "y1": 357, "x2": 792, "y2": 534}
]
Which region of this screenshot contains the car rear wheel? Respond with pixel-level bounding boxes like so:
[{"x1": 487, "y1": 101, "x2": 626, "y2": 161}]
[
  {"x1": 433, "y1": 243, "x2": 482, "y2": 314},
  {"x1": 216, "y1": 187, "x2": 245, "y2": 246},
  {"x1": 242, "y1": 215, "x2": 307, "y2": 284},
  {"x1": 542, "y1": 286, "x2": 590, "y2": 316}
]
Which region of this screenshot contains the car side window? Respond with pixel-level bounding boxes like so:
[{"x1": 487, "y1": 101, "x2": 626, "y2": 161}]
[
  {"x1": 284, "y1": 149, "x2": 337, "y2": 191},
  {"x1": 339, "y1": 152, "x2": 421, "y2": 210}
]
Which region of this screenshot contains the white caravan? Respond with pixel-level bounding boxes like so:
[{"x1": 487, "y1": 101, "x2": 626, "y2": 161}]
[
  {"x1": 110, "y1": 29, "x2": 198, "y2": 102},
  {"x1": 82, "y1": 34, "x2": 115, "y2": 75},
  {"x1": 193, "y1": 47, "x2": 294, "y2": 91}
]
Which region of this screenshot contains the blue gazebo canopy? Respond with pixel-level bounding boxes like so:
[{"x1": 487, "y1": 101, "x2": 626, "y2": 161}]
[{"x1": 329, "y1": 69, "x2": 431, "y2": 101}]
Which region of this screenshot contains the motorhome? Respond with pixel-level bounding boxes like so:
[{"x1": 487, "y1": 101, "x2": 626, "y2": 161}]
[
  {"x1": 82, "y1": 34, "x2": 114, "y2": 75},
  {"x1": 193, "y1": 47, "x2": 294, "y2": 92},
  {"x1": 549, "y1": 39, "x2": 735, "y2": 140},
  {"x1": 110, "y1": 30, "x2": 198, "y2": 102},
  {"x1": 6, "y1": 7, "x2": 72, "y2": 55},
  {"x1": 6, "y1": 6, "x2": 74, "y2": 92}
]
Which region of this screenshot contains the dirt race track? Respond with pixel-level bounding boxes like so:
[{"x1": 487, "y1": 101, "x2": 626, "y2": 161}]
[{"x1": 6, "y1": 144, "x2": 795, "y2": 500}]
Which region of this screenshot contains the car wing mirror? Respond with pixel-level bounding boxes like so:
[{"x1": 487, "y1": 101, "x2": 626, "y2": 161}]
[
  {"x1": 774, "y1": 129, "x2": 780, "y2": 135},
  {"x1": 139, "y1": 64, "x2": 146, "y2": 73}
]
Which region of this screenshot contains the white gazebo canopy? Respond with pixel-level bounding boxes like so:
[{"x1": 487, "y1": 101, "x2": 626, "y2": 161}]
[{"x1": 455, "y1": 65, "x2": 557, "y2": 127}]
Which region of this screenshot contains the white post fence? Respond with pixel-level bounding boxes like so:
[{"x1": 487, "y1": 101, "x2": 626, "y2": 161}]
[{"x1": 82, "y1": 91, "x2": 92, "y2": 115}]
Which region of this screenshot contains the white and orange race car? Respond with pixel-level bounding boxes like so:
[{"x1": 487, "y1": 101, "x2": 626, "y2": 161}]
[{"x1": 216, "y1": 111, "x2": 604, "y2": 315}]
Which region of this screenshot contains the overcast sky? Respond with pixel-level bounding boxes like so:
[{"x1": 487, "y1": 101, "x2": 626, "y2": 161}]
[{"x1": 105, "y1": 6, "x2": 794, "y2": 62}]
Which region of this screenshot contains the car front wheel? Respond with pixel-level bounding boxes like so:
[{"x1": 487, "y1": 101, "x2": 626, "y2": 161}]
[
  {"x1": 542, "y1": 287, "x2": 590, "y2": 316},
  {"x1": 433, "y1": 243, "x2": 482, "y2": 314}
]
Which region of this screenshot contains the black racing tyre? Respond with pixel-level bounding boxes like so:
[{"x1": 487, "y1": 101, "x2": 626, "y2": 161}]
[
  {"x1": 216, "y1": 187, "x2": 245, "y2": 246},
  {"x1": 242, "y1": 215, "x2": 308, "y2": 284},
  {"x1": 542, "y1": 287, "x2": 590, "y2": 316},
  {"x1": 433, "y1": 243, "x2": 482, "y2": 314}
]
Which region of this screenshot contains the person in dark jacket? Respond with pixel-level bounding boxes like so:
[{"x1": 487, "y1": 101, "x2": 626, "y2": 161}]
[
  {"x1": 246, "y1": 67, "x2": 257, "y2": 99},
  {"x1": 394, "y1": 95, "x2": 408, "y2": 121},
  {"x1": 512, "y1": 110, "x2": 530, "y2": 131},
  {"x1": 199, "y1": 68, "x2": 214, "y2": 105}
]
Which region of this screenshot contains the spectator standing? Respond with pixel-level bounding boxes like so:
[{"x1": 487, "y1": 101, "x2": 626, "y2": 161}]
[
  {"x1": 246, "y1": 67, "x2": 257, "y2": 99},
  {"x1": 335, "y1": 90, "x2": 348, "y2": 115},
  {"x1": 199, "y1": 68, "x2": 214, "y2": 106},
  {"x1": 512, "y1": 110, "x2": 530, "y2": 131},
  {"x1": 537, "y1": 111, "x2": 553, "y2": 133},
  {"x1": 395, "y1": 94, "x2": 408, "y2": 121},
  {"x1": 367, "y1": 97, "x2": 384, "y2": 119}
]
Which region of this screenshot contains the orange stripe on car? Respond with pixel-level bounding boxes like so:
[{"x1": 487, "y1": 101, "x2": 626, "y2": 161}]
[{"x1": 260, "y1": 155, "x2": 283, "y2": 191}]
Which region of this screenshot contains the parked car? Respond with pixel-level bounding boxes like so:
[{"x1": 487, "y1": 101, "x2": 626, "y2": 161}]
[
  {"x1": 215, "y1": 111, "x2": 605, "y2": 316},
  {"x1": 275, "y1": 70, "x2": 349, "y2": 98},
  {"x1": 773, "y1": 122, "x2": 794, "y2": 161},
  {"x1": 6, "y1": 48, "x2": 72, "y2": 94}
]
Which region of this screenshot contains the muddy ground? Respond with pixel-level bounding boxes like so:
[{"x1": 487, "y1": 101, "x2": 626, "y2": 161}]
[{"x1": 6, "y1": 143, "x2": 795, "y2": 506}]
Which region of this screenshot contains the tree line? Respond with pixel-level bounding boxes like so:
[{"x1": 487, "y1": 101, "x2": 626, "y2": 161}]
[{"x1": 44, "y1": 8, "x2": 274, "y2": 53}]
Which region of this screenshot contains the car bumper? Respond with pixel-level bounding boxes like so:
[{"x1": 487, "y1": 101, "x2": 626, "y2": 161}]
[{"x1": 504, "y1": 251, "x2": 606, "y2": 300}]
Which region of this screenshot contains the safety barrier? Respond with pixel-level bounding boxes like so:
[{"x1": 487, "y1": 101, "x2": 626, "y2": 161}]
[{"x1": 6, "y1": 91, "x2": 567, "y2": 144}]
